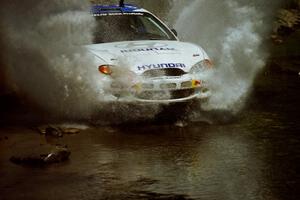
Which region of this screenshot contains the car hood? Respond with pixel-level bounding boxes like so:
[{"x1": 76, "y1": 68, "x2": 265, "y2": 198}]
[{"x1": 85, "y1": 40, "x2": 209, "y2": 75}]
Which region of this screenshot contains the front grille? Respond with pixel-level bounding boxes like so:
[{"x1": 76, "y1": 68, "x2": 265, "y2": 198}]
[
  {"x1": 142, "y1": 68, "x2": 186, "y2": 78},
  {"x1": 141, "y1": 83, "x2": 154, "y2": 89},
  {"x1": 136, "y1": 89, "x2": 195, "y2": 100},
  {"x1": 160, "y1": 83, "x2": 177, "y2": 89}
]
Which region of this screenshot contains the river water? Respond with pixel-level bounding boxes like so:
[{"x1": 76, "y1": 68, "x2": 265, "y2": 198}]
[
  {"x1": 0, "y1": 71, "x2": 299, "y2": 200},
  {"x1": 0, "y1": 1, "x2": 299, "y2": 199}
]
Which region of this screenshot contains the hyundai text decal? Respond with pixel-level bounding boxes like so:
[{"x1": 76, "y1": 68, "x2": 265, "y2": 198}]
[
  {"x1": 121, "y1": 47, "x2": 175, "y2": 53},
  {"x1": 137, "y1": 63, "x2": 186, "y2": 71}
]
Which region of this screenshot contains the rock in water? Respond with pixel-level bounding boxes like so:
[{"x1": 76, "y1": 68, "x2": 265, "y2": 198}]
[
  {"x1": 45, "y1": 127, "x2": 63, "y2": 137},
  {"x1": 35, "y1": 125, "x2": 80, "y2": 136},
  {"x1": 10, "y1": 145, "x2": 71, "y2": 166},
  {"x1": 43, "y1": 146, "x2": 71, "y2": 164},
  {"x1": 60, "y1": 128, "x2": 80, "y2": 135}
]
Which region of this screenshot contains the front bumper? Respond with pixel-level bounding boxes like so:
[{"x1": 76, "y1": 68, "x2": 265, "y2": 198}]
[
  {"x1": 108, "y1": 74, "x2": 211, "y2": 103},
  {"x1": 131, "y1": 90, "x2": 211, "y2": 103}
]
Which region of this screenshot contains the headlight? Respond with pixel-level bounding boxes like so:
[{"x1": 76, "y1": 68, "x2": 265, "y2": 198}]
[
  {"x1": 98, "y1": 65, "x2": 113, "y2": 75},
  {"x1": 190, "y1": 59, "x2": 213, "y2": 74}
]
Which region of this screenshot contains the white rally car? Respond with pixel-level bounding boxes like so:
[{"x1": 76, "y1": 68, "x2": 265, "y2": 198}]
[{"x1": 87, "y1": 1, "x2": 213, "y2": 103}]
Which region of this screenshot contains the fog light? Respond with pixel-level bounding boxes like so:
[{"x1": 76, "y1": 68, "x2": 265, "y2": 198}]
[{"x1": 192, "y1": 80, "x2": 202, "y2": 87}]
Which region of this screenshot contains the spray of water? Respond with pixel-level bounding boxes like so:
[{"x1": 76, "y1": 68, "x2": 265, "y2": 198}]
[
  {"x1": 0, "y1": 0, "x2": 165, "y2": 123},
  {"x1": 171, "y1": 0, "x2": 281, "y2": 115},
  {"x1": 0, "y1": 0, "x2": 282, "y2": 123},
  {"x1": 0, "y1": 0, "x2": 101, "y2": 118}
]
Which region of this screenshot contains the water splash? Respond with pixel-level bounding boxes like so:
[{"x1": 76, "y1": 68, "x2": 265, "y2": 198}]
[
  {"x1": 0, "y1": 0, "x2": 106, "y2": 119},
  {"x1": 171, "y1": 0, "x2": 281, "y2": 114},
  {"x1": 0, "y1": 0, "x2": 165, "y2": 123},
  {"x1": 0, "y1": 0, "x2": 282, "y2": 123}
]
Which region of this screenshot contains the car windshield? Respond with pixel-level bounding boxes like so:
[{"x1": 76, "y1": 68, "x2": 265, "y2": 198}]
[{"x1": 93, "y1": 12, "x2": 177, "y2": 43}]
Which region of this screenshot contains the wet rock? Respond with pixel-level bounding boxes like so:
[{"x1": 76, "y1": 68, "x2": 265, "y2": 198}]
[
  {"x1": 10, "y1": 145, "x2": 71, "y2": 166},
  {"x1": 43, "y1": 146, "x2": 71, "y2": 164},
  {"x1": 35, "y1": 126, "x2": 47, "y2": 135},
  {"x1": 45, "y1": 127, "x2": 63, "y2": 138},
  {"x1": 35, "y1": 125, "x2": 80, "y2": 136},
  {"x1": 60, "y1": 128, "x2": 80, "y2": 135}
]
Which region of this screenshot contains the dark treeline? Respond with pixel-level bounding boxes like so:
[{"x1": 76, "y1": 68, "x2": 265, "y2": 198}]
[{"x1": 281, "y1": 0, "x2": 300, "y2": 8}]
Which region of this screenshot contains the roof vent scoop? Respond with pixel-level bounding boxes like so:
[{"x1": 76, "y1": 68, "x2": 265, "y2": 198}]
[{"x1": 119, "y1": 0, "x2": 125, "y2": 7}]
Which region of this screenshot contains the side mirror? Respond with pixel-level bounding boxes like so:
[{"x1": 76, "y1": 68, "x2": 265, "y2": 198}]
[{"x1": 171, "y1": 29, "x2": 178, "y2": 37}]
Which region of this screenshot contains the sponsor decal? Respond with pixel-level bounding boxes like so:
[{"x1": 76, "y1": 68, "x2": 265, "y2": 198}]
[
  {"x1": 137, "y1": 63, "x2": 186, "y2": 71},
  {"x1": 115, "y1": 42, "x2": 168, "y2": 49},
  {"x1": 93, "y1": 12, "x2": 144, "y2": 16},
  {"x1": 121, "y1": 47, "x2": 175, "y2": 53}
]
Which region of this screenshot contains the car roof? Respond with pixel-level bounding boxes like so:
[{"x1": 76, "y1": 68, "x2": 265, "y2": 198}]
[{"x1": 91, "y1": 3, "x2": 148, "y2": 15}]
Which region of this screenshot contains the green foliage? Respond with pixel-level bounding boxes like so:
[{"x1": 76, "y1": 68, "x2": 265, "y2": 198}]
[
  {"x1": 272, "y1": 0, "x2": 300, "y2": 42},
  {"x1": 274, "y1": 9, "x2": 300, "y2": 31}
]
